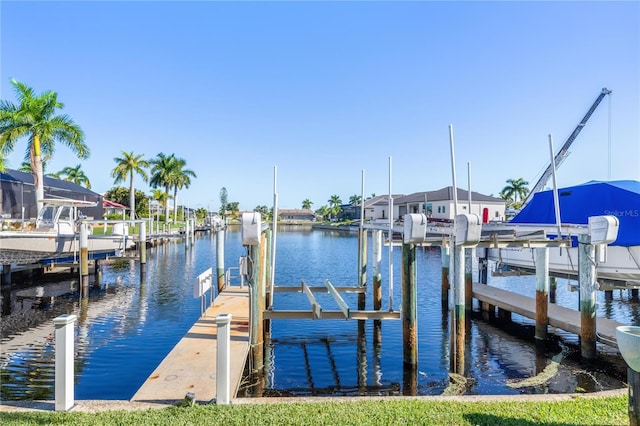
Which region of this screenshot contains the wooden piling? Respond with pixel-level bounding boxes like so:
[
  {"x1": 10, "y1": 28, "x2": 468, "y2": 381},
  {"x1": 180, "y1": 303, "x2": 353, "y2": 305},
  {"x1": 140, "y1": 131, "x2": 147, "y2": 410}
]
[
  {"x1": 453, "y1": 244, "x2": 465, "y2": 374},
  {"x1": 250, "y1": 238, "x2": 264, "y2": 373},
  {"x1": 372, "y1": 229, "x2": 382, "y2": 311},
  {"x1": 464, "y1": 248, "x2": 473, "y2": 312},
  {"x1": 441, "y1": 245, "x2": 450, "y2": 307},
  {"x1": 2, "y1": 264, "x2": 11, "y2": 285},
  {"x1": 535, "y1": 247, "x2": 549, "y2": 341},
  {"x1": 629, "y1": 368, "x2": 640, "y2": 426},
  {"x1": 402, "y1": 243, "x2": 417, "y2": 367},
  {"x1": 216, "y1": 228, "x2": 225, "y2": 292},
  {"x1": 357, "y1": 320, "x2": 367, "y2": 391},
  {"x1": 80, "y1": 222, "x2": 89, "y2": 288},
  {"x1": 578, "y1": 235, "x2": 597, "y2": 359},
  {"x1": 478, "y1": 247, "x2": 488, "y2": 284},
  {"x1": 139, "y1": 220, "x2": 147, "y2": 276},
  {"x1": 264, "y1": 229, "x2": 272, "y2": 341},
  {"x1": 550, "y1": 276, "x2": 557, "y2": 304},
  {"x1": 184, "y1": 219, "x2": 190, "y2": 250}
]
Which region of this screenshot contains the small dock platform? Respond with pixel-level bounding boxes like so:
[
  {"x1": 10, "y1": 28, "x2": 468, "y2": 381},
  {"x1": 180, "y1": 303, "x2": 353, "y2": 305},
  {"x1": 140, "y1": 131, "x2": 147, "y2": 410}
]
[
  {"x1": 472, "y1": 283, "x2": 623, "y2": 347},
  {"x1": 132, "y1": 287, "x2": 250, "y2": 404}
]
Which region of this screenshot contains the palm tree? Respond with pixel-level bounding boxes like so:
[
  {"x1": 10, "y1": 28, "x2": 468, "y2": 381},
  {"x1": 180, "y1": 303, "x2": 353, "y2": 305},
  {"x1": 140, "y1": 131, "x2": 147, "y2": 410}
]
[
  {"x1": 149, "y1": 153, "x2": 176, "y2": 223},
  {"x1": 348, "y1": 194, "x2": 362, "y2": 205},
  {"x1": 112, "y1": 152, "x2": 149, "y2": 220},
  {"x1": 168, "y1": 157, "x2": 196, "y2": 224},
  {"x1": 19, "y1": 153, "x2": 53, "y2": 175},
  {"x1": 316, "y1": 205, "x2": 330, "y2": 222},
  {"x1": 0, "y1": 152, "x2": 5, "y2": 172},
  {"x1": 0, "y1": 79, "x2": 88, "y2": 212},
  {"x1": 302, "y1": 199, "x2": 312, "y2": 210},
  {"x1": 328, "y1": 195, "x2": 342, "y2": 220},
  {"x1": 150, "y1": 189, "x2": 170, "y2": 219},
  {"x1": 58, "y1": 164, "x2": 92, "y2": 189},
  {"x1": 501, "y1": 178, "x2": 530, "y2": 207}
]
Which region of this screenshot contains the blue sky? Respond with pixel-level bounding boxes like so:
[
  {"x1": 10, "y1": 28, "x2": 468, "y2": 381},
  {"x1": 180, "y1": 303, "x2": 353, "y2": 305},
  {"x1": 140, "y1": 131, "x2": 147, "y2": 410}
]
[{"x1": 1, "y1": 1, "x2": 638, "y2": 212}]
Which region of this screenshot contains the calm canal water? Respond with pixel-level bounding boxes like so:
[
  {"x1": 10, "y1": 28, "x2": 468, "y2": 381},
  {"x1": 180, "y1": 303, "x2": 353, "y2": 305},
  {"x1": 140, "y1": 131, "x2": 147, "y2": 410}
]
[{"x1": 1, "y1": 226, "x2": 637, "y2": 400}]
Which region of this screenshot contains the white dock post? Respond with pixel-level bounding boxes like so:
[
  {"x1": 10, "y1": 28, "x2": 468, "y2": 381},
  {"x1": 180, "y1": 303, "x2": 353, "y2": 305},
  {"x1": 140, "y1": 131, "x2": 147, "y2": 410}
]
[
  {"x1": 215, "y1": 313, "x2": 232, "y2": 404},
  {"x1": 54, "y1": 314, "x2": 77, "y2": 411}
]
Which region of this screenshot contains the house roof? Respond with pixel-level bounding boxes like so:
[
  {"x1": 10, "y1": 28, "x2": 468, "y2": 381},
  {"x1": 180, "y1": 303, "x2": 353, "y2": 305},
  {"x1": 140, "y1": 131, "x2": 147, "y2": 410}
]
[
  {"x1": 278, "y1": 209, "x2": 315, "y2": 215},
  {"x1": 395, "y1": 187, "x2": 503, "y2": 204},
  {"x1": 103, "y1": 199, "x2": 129, "y2": 210},
  {"x1": 0, "y1": 168, "x2": 99, "y2": 197},
  {"x1": 364, "y1": 194, "x2": 405, "y2": 208}
]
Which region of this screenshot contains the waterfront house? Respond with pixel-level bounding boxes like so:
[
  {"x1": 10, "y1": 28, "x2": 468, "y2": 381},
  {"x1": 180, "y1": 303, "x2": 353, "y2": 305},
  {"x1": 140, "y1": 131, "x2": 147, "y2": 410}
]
[
  {"x1": 362, "y1": 195, "x2": 405, "y2": 223},
  {"x1": 394, "y1": 187, "x2": 506, "y2": 222},
  {"x1": 103, "y1": 199, "x2": 129, "y2": 218},
  {"x1": 278, "y1": 209, "x2": 316, "y2": 222},
  {"x1": 0, "y1": 169, "x2": 103, "y2": 220}
]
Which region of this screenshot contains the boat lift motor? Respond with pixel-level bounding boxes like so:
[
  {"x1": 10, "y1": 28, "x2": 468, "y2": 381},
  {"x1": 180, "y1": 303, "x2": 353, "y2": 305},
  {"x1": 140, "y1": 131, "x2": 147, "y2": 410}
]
[
  {"x1": 403, "y1": 213, "x2": 427, "y2": 244},
  {"x1": 241, "y1": 212, "x2": 262, "y2": 246},
  {"x1": 588, "y1": 215, "x2": 619, "y2": 263},
  {"x1": 454, "y1": 214, "x2": 482, "y2": 246}
]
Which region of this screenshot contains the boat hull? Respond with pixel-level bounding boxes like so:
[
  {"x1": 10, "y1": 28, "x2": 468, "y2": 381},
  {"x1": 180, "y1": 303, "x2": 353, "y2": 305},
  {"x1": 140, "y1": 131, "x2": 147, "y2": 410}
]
[
  {"x1": 0, "y1": 232, "x2": 134, "y2": 264},
  {"x1": 487, "y1": 245, "x2": 640, "y2": 286}
]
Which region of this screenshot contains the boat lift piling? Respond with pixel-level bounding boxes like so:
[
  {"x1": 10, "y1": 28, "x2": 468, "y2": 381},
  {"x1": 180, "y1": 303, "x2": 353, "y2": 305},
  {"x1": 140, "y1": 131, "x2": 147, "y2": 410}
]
[
  {"x1": 535, "y1": 247, "x2": 550, "y2": 341},
  {"x1": 579, "y1": 234, "x2": 598, "y2": 359},
  {"x1": 216, "y1": 227, "x2": 225, "y2": 293},
  {"x1": 441, "y1": 245, "x2": 450, "y2": 308},
  {"x1": 139, "y1": 220, "x2": 147, "y2": 276},
  {"x1": 372, "y1": 229, "x2": 383, "y2": 311},
  {"x1": 79, "y1": 221, "x2": 89, "y2": 289}
]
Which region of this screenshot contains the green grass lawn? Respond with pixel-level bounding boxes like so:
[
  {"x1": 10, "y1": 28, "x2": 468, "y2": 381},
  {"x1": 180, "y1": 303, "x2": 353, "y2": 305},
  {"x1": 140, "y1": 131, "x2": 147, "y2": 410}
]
[{"x1": 0, "y1": 395, "x2": 628, "y2": 425}]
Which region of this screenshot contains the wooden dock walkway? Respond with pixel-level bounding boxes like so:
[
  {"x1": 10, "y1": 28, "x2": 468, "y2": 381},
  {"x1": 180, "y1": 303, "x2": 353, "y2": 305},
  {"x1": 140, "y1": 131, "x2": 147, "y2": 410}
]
[
  {"x1": 132, "y1": 287, "x2": 250, "y2": 404},
  {"x1": 472, "y1": 283, "x2": 623, "y2": 347}
]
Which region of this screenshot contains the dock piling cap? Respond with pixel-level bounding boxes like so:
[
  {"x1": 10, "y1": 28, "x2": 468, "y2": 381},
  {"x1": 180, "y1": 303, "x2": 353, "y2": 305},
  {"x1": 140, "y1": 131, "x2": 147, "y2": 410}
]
[
  {"x1": 53, "y1": 314, "x2": 77, "y2": 326},
  {"x1": 215, "y1": 313, "x2": 232, "y2": 325}
]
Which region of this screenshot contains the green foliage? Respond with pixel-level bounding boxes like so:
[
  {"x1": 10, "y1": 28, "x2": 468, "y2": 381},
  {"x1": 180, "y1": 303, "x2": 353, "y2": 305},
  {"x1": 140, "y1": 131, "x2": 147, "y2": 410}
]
[
  {"x1": 104, "y1": 186, "x2": 149, "y2": 218},
  {"x1": 220, "y1": 187, "x2": 228, "y2": 217},
  {"x1": 254, "y1": 205, "x2": 272, "y2": 221},
  {"x1": 0, "y1": 395, "x2": 628, "y2": 425},
  {"x1": 194, "y1": 207, "x2": 208, "y2": 222},
  {"x1": 501, "y1": 177, "x2": 530, "y2": 209}
]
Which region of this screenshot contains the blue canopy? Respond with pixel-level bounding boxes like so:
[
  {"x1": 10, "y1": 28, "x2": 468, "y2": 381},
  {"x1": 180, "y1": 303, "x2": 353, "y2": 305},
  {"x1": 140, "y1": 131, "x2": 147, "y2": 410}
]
[{"x1": 511, "y1": 180, "x2": 640, "y2": 247}]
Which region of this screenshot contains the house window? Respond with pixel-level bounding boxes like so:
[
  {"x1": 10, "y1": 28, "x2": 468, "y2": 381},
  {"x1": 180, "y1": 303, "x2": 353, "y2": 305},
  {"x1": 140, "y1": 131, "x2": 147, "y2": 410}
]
[
  {"x1": 495, "y1": 211, "x2": 499, "y2": 218},
  {"x1": 442, "y1": 206, "x2": 446, "y2": 214}
]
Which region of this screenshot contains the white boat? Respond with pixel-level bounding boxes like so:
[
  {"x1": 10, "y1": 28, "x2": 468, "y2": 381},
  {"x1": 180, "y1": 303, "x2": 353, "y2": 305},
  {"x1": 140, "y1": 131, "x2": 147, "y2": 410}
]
[
  {"x1": 0, "y1": 198, "x2": 135, "y2": 264},
  {"x1": 487, "y1": 181, "x2": 640, "y2": 287}
]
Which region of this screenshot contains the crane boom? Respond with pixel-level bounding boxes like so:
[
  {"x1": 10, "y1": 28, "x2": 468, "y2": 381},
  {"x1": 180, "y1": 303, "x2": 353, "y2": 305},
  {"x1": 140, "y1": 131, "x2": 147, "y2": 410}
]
[{"x1": 523, "y1": 87, "x2": 612, "y2": 206}]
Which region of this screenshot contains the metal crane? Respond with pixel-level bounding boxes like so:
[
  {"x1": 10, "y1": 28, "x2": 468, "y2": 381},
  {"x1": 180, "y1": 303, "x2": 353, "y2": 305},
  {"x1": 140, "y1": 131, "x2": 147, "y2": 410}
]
[{"x1": 522, "y1": 87, "x2": 612, "y2": 206}]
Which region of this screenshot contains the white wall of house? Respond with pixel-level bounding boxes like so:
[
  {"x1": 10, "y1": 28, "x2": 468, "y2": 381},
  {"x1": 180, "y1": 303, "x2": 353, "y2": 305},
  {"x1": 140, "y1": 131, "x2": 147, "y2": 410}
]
[{"x1": 396, "y1": 201, "x2": 506, "y2": 222}]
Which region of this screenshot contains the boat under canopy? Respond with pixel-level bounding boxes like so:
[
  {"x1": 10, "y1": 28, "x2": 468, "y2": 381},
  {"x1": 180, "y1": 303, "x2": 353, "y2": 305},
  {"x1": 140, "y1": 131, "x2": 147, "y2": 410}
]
[{"x1": 488, "y1": 180, "x2": 640, "y2": 286}]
